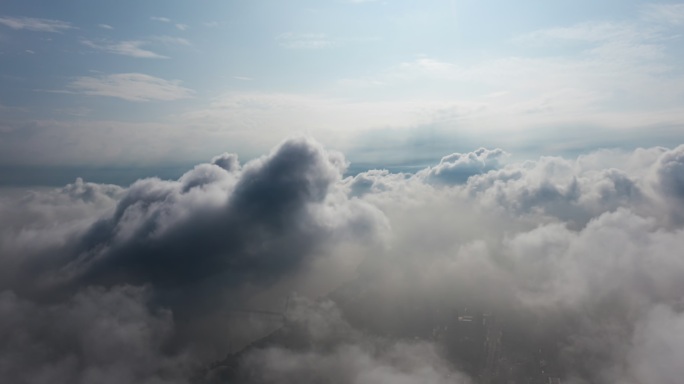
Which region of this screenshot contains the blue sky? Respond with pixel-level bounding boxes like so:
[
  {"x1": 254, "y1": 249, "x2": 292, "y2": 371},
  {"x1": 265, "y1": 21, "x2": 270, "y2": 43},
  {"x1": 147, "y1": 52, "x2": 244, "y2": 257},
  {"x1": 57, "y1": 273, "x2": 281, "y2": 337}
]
[{"x1": 1, "y1": 0, "x2": 684, "y2": 184}]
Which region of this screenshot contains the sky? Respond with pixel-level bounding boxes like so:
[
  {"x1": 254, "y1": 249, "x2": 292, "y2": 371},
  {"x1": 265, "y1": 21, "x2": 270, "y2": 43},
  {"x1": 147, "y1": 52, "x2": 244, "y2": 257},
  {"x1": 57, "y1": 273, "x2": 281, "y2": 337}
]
[
  {"x1": 3, "y1": 2, "x2": 684, "y2": 384},
  {"x1": 1, "y1": 0, "x2": 684, "y2": 184}
]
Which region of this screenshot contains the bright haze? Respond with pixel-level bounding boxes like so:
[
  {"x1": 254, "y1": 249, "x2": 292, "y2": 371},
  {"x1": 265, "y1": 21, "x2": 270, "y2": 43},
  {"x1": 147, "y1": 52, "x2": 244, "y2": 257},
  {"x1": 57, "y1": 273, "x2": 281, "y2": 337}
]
[{"x1": 1, "y1": 1, "x2": 684, "y2": 383}]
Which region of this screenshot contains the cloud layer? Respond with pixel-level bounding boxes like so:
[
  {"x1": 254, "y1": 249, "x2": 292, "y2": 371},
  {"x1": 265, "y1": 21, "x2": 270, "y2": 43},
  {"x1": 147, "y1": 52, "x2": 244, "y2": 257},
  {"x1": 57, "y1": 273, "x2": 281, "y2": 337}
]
[{"x1": 2, "y1": 137, "x2": 684, "y2": 383}]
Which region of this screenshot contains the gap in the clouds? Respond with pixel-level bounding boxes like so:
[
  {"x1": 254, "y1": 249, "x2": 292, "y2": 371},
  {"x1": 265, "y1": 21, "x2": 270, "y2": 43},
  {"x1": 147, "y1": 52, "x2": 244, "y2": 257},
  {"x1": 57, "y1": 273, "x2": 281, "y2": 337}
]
[
  {"x1": 0, "y1": 162, "x2": 434, "y2": 187},
  {"x1": 0, "y1": 165, "x2": 192, "y2": 187}
]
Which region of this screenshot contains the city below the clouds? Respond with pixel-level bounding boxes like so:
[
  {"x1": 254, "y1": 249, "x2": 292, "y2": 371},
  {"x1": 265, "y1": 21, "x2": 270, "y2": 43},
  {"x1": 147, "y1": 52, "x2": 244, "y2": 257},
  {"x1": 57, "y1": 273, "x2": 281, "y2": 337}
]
[{"x1": 1, "y1": 1, "x2": 684, "y2": 384}]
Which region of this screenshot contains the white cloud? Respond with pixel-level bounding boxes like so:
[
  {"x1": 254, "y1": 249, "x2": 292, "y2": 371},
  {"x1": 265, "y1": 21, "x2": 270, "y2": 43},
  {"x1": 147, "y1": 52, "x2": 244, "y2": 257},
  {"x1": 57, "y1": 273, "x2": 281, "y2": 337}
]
[
  {"x1": 0, "y1": 16, "x2": 75, "y2": 32},
  {"x1": 175, "y1": 23, "x2": 188, "y2": 31},
  {"x1": 81, "y1": 39, "x2": 168, "y2": 59},
  {"x1": 98, "y1": 23, "x2": 113, "y2": 30},
  {"x1": 66, "y1": 73, "x2": 194, "y2": 102}
]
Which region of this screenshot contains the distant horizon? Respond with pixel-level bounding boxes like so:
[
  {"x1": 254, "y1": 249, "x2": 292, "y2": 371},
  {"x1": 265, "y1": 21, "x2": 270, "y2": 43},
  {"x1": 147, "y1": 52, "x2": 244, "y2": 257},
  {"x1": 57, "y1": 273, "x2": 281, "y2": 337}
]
[{"x1": 2, "y1": 137, "x2": 681, "y2": 187}]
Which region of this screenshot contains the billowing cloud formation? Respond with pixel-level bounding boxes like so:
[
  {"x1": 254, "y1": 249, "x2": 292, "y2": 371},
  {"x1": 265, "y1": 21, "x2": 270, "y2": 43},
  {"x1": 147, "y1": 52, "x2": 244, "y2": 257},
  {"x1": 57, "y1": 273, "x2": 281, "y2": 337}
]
[
  {"x1": 0, "y1": 137, "x2": 387, "y2": 383},
  {"x1": 66, "y1": 137, "x2": 382, "y2": 291},
  {"x1": 418, "y1": 147, "x2": 508, "y2": 185},
  {"x1": 2, "y1": 138, "x2": 684, "y2": 383}
]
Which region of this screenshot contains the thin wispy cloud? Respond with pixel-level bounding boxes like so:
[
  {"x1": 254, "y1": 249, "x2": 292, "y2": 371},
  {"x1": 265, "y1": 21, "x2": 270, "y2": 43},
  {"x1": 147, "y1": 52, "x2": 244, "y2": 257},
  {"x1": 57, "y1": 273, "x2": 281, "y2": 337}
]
[
  {"x1": 513, "y1": 21, "x2": 656, "y2": 46},
  {"x1": 150, "y1": 16, "x2": 171, "y2": 23},
  {"x1": 81, "y1": 39, "x2": 168, "y2": 59},
  {"x1": 150, "y1": 16, "x2": 188, "y2": 31},
  {"x1": 66, "y1": 73, "x2": 194, "y2": 102},
  {"x1": 0, "y1": 16, "x2": 75, "y2": 33},
  {"x1": 277, "y1": 32, "x2": 333, "y2": 49},
  {"x1": 642, "y1": 3, "x2": 684, "y2": 25},
  {"x1": 152, "y1": 35, "x2": 191, "y2": 46},
  {"x1": 98, "y1": 23, "x2": 113, "y2": 30}
]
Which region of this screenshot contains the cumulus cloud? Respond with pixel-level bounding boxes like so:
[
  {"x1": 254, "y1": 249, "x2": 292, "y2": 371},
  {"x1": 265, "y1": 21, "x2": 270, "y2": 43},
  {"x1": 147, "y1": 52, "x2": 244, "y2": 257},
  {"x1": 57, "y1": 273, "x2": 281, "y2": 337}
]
[
  {"x1": 64, "y1": 137, "x2": 383, "y2": 292},
  {"x1": 0, "y1": 137, "x2": 389, "y2": 382},
  {"x1": 338, "y1": 143, "x2": 684, "y2": 382},
  {"x1": 654, "y1": 145, "x2": 684, "y2": 223},
  {"x1": 418, "y1": 147, "x2": 508, "y2": 185},
  {"x1": 3, "y1": 138, "x2": 684, "y2": 383}
]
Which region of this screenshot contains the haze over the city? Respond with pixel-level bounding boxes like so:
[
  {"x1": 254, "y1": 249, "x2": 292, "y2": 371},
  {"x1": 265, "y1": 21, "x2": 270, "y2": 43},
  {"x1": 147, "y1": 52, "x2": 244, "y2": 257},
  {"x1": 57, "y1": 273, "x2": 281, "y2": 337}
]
[{"x1": 1, "y1": 1, "x2": 684, "y2": 383}]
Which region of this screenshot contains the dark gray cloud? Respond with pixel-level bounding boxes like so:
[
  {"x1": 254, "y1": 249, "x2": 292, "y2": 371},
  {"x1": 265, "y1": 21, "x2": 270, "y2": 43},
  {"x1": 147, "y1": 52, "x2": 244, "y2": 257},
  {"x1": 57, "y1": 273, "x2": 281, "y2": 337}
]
[{"x1": 65, "y1": 137, "x2": 382, "y2": 292}]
